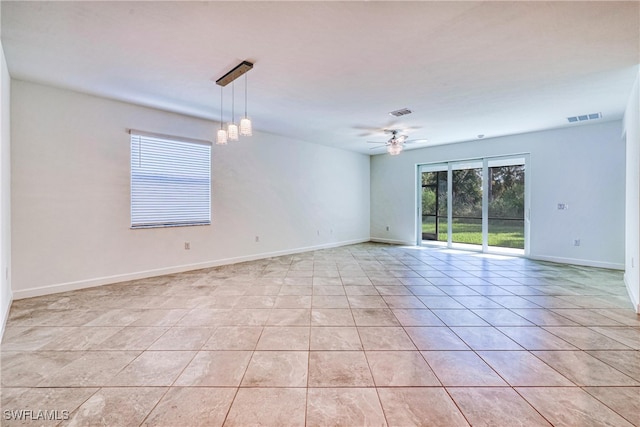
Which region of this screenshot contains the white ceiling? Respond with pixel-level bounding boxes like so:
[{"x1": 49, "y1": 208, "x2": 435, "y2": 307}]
[{"x1": 2, "y1": 1, "x2": 638, "y2": 154}]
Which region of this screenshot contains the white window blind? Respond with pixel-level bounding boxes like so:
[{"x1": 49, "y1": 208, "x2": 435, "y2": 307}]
[{"x1": 130, "y1": 132, "x2": 211, "y2": 228}]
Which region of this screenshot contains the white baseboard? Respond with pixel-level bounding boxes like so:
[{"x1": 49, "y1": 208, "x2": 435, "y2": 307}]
[
  {"x1": 527, "y1": 254, "x2": 624, "y2": 271},
  {"x1": 624, "y1": 272, "x2": 640, "y2": 313},
  {"x1": 12, "y1": 238, "x2": 370, "y2": 300},
  {"x1": 0, "y1": 289, "x2": 13, "y2": 342},
  {"x1": 370, "y1": 237, "x2": 416, "y2": 246}
]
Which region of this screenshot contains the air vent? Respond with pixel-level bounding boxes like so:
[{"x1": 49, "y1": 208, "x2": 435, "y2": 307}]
[
  {"x1": 389, "y1": 108, "x2": 412, "y2": 117},
  {"x1": 567, "y1": 112, "x2": 601, "y2": 123}
]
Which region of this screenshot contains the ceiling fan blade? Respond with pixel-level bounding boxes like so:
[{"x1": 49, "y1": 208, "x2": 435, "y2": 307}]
[{"x1": 404, "y1": 138, "x2": 429, "y2": 145}]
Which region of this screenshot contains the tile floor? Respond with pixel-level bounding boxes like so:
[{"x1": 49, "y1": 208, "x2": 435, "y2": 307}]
[{"x1": 1, "y1": 242, "x2": 639, "y2": 426}]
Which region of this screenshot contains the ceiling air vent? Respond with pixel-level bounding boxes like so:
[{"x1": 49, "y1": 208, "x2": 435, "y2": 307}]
[
  {"x1": 567, "y1": 112, "x2": 601, "y2": 123},
  {"x1": 389, "y1": 108, "x2": 412, "y2": 117}
]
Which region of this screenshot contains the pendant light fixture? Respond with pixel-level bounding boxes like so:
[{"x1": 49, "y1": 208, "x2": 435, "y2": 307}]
[
  {"x1": 215, "y1": 61, "x2": 253, "y2": 144},
  {"x1": 240, "y1": 72, "x2": 252, "y2": 136},
  {"x1": 227, "y1": 81, "x2": 239, "y2": 141},
  {"x1": 216, "y1": 85, "x2": 228, "y2": 145}
]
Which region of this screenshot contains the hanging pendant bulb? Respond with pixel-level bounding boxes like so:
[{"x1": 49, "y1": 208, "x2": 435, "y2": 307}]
[
  {"x1": 216, "y1": 85, "x2": 227, "y2": 145},
  {"x1": 240, "y1": 73, "x2": 252, "y2": 136},
  {"x1": 227, "y1": 81, "x2": 239, "y2": 141}
]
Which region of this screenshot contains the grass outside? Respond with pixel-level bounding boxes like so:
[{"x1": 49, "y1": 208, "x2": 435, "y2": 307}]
[{"x1": 422, "y1": 218, "x2": 524, "y2": 249}]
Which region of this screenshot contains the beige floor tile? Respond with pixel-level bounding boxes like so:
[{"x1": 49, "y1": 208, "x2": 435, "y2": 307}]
[
  {"x1": 38, "y1": 351, "x2": 141, "y2": 387},
  {"x1": 421, "y1": 351, "x2": 507, "y2": 386},
  {"x1": 1, "y1": 351, "x2": 83, "y2": 387},
  {"x1": 60, "y1": 387, "x2": 166, "y2": 427},
  {"x1": 497, "y1": 326, "x2": 578, "y2": 350},
  {"x1": 391, "y1": 309, "x2": 444, "y2": 326},
  {"x1": 347, "y1": 295, "x2": 388, "y2": 308},
  {"x1": 241, "y1": 351, "x2": 308, "y2": 387},
  {"x1": 367, "y1": 351, "x2": 440, "y2": 386},
  {"x1": 510, "y1": 308, "x2": 578, "y2": 326},
  {"x1": 311, "y1": 309, "x2": 355, "y2": 326},
  {"x1": 306, "y1": 388, "x2": 386, "y2": 427},
  {"x1": 312, "y1": 295, "x2": 350, "y2": 308},
  {"x1": 175, "y1": 351, "x2": 252, "y2": 386},
  {"x1": 89, "y1": 326, "x2": 169, "y2": 350},
  {"x1": 143, "y1": 387, "x2": 236, "y2": 427},
  {"x1": 417, "y1": 296, "x2": 465, "y2": 309},
  {"x1": 431, "y1": 309, "x2": 490, "y2": 326},
  {"x1": 273, "y1": 295, "x2": 312, "y2": 308},
  {"x1": 587, "y1": 350, "x2": 640, "y2": 381},
  {"x1": 471, "y1": 309, "x2": 534, "y2": 326},
  {"x1": 448, "y1": 387, "x2": 551, "y2": 427},
  {"x1": 1, "y1": 387, "x2": 98, "y2": 426},
  {"x1": 550, "y1": 309, "x2": 625, "y2": 326},
  {"x1": 584, "y1": 387, "x2": 640, "y2": 426},
  {"x1": 477, "y1": 350, "x2": 573, "y2": 386},
  {"x1": 378, "y1": 387, "x2": 469, "y2": 427},
  {"x1": 344, "y1": 285, "x2": 379, "y2": 296},
  {"x1": 310, "y1": 326, "x2": 362, "y2": 350},
  {"x1": 109, "y1": 351, "x2": 195, "y2": 386},
  {"x1": 517, "y1": 387, "x2": 634, "y2": 427},
  {"x1": 533, "y1": 350, "x2": 640, "y2": 386},
  {"x1": 451, "y1": 326, "x2": 523, "y2": 350},
  {"x1": 224, "y1": 388, "x2": 306, "y2": 427},
  {"x1": 177, "y1": 309, "x2": 233, "y2": 327},
  {"x1": 358, "y1": 326, "x2": 416, "y2": 350},
  {"x1": 129, "y1": 309, "x2": 189, "y2": 326},
  {"x1": 266, "y1": 309, "x2": 311, "y2": 326},
  {"x1": 202, "y1": 326, "x2": 263, "y2": 350},
  {"x1": 405, "y1": 327, "x2": 470, "y2": 350},
  {"x1": 543, "y1": 326, "x2": 634, "y2": 350},
  {"x1": 256, "y1": 326, "x2": 310, "y2": 350},
  {"x1": 590, "y1": 326, "x2": 640, "y2": 349},
  {"x1": 1, "y1": 326, "x2": 76, "y2": 351},
  {"x1": 148, "y1": 327, "x2": 214, "y2": 350},
  {"x1": 351, "y1": 308, "x2": 400, "y2": 326},
  {"x1": 313, "y1": 285, "x2": 345, "y2": 295},
  {"x1": 308, "y1": 351, "x2": 374, "y2": 387}
]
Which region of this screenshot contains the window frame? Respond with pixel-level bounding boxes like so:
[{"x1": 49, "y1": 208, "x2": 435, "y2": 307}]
[{"x1": 129, "y1": 130, "x2": 212, "y2": 229}]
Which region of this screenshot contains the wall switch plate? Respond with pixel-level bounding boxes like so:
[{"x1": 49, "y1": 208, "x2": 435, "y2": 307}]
[
  {"x1": 386, "y1": 226, "x2": 390, "y2": 231},
  {"x1": 184, "y1": 242, "x2": 190, "y2": 250},
  {"x1": 557, "y1": 203, "x2": 568, "y2": 210},
  {"x1": 255, "y1": 236, "x2": 259, "y2": 243},
  {"x1": 573, "y1": 239, "x2": 580, "y2": 246}
]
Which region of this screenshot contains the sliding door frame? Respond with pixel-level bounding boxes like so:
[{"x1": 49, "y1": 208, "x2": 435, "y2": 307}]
[{"x1": 417, "y1": 153, "x2": 530, "y2": 256}]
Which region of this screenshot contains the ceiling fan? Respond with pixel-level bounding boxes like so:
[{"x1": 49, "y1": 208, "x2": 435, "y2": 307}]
[{"x1": 368, "y1": 129, "x2": 427, "y2": 155}]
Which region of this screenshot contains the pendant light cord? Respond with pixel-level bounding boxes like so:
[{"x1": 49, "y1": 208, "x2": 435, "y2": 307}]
[
  {"x1": 244, "y1": 74, "x2": 248, "y2": 118},
  {"x1": 220, "y1": 86, "x2": 224, "y2": 129}
]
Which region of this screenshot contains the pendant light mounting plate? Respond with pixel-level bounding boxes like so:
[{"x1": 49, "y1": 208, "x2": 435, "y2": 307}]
[{"x1": 216, "y1": 61, "x2": 254, "y2": 87}]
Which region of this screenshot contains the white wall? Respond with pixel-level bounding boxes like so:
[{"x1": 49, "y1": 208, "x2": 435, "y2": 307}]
[
  {"x1": 0, "y1": 41, "x2": 12, "y2": 335},
  {"x1": 371, "y1": 121, "x2": 625, "y2": 270},
  {"x1": 624, "y1": 70, "x2": 640, "y2": 313},
  {"x1": 11, "y1": 80, "x2": 370, "y2": 298}
]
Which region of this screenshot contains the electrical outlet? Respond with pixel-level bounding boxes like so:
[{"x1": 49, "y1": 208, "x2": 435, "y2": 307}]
[
  {"x1": 386, "y1": 226, "x2": 390, "y2": 231},
  {"x1": 184, "y1": 242, "x2": 190, "y2": 250},
  {"x1": 557, "y1": 203, "x2": 568, "y2": 210},
  {"x1": 573, "y1": 239, "x2": 580, "y2": 247},
  {"x1": 255, "y1": 236, "x2": 260, "y2": 243}
]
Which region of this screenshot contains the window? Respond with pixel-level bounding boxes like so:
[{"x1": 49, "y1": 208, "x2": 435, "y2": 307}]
[{"x1": 130, "y1": 131, "x2": 211, "y2": 228}]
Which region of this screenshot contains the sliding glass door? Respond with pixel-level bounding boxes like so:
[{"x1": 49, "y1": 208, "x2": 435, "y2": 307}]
[
  {"x1": 451, "y1": 161, "x2": 483, "y2": 247},
  {"x1": 487, "y1": 159, "x2": 525, "y2": 250},
  {"x1": 421, "y1": 169, "x2": 448, "y2": 242},
  {"x1": 418, "y1": 155, "x2": 528, "y2": 255}
]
